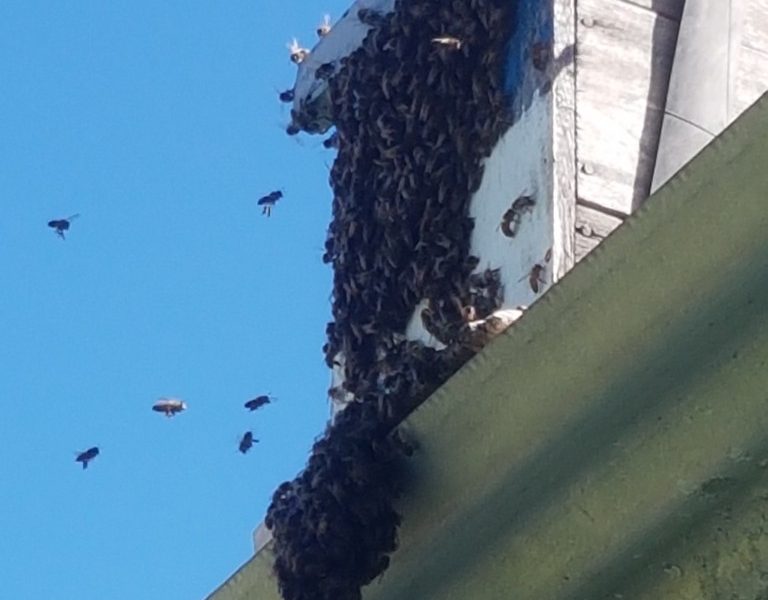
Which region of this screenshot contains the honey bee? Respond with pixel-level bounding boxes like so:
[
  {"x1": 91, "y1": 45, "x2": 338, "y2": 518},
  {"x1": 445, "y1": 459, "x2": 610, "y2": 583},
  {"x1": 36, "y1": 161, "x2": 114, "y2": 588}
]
[
  {"x1": 499, "y1": 195, "x2": 536, "y2": 237},
  {"x1": 431, "y1": 36, "x2": 463, "y2": 50},
  {"x1": 513, "y1": 195, "x2": 536, "y2": 212},
  {"x1": 521, "y1": 248, "x2": 552, "y2": 293},
  {"x1": 287, "y1": 38, "x2": 309, "y2": 64},
  {"x1": 75, "y1": 446, "x2": 99, "y2": 470},
  {"x1": 239, "y1": 431, "x2": 258, "y2": 454},
  {"x1": 499, "y1": 208, "x2": 518, "y2": 237},
  {"x1": 244, "y1": 395, "x2": 275, "y2": 411},
  {"x1": 152, "y1": 397, "x2": 187, "y2": 417},
  {"x1": 257, "y1": 190, "x2": 283, "y2": 216},
  {"x1": 316, "y1": 14, "x2": 332, "y2": 38},
  {"x1": 527, "y1": 264, "x2": 547, "y2": 293},
  {"x1": 48, "y1": 214, "x2": 80, "y2": 239}
]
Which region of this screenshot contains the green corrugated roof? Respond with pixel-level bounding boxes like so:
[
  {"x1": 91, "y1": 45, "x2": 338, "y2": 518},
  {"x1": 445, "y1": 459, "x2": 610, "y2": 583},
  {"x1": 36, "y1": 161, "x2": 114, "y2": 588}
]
[{"x1": 209, "y1": 92, "x2": 768, "y2": 600}]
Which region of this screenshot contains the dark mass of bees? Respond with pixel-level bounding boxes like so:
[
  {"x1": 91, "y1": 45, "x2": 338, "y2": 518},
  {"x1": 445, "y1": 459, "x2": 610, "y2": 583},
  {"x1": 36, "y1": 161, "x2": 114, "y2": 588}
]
[{"x1": 266, "y1": 0, "x2": 516, "y2": 598}]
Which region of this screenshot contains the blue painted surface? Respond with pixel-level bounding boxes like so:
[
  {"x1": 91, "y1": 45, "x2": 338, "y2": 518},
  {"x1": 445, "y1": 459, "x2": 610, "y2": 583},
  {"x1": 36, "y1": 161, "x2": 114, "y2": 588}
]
[{"x1": 504, "y1": 0, "x2": 554, "y2": 120}]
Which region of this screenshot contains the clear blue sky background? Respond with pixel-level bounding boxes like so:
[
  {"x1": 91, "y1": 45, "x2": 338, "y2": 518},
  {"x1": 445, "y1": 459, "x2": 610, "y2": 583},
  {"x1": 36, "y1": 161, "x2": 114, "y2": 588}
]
[{"x1": 0, "y1": 2, "x2": 350, "y2": 598}]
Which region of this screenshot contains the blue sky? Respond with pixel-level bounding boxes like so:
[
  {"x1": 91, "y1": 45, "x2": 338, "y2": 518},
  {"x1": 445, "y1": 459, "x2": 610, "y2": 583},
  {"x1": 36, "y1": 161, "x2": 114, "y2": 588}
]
[{"x1": 0, "y1": 2, "x2": 349, "y2": 598}]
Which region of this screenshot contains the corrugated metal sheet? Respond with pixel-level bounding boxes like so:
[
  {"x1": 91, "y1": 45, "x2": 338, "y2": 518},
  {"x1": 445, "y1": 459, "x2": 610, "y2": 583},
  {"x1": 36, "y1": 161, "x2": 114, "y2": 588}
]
[{"x1": 208, "y1": 91, "x2": 768, "y2": 600}]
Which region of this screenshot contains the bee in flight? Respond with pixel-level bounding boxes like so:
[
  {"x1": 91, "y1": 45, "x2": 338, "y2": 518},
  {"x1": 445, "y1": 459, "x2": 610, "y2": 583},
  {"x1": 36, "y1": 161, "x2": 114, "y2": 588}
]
[
  {"x1": 48, "y1": 214, "x2": 80, "y2": 239},
  {"x1": 287, "y1": 39, "x2": 309, "y2": 64},
  {"x1": 152, "y1": 397, "x2": 187, "y2": 418},
  {"x1": 316, "y1": 14, "x2": 332, "y2": 38},
  {"x1": 257, "y1": 191, "x2": 283, "y2": 217},
  {"x1": 75, "y1": 446, "x2": 99, "y2": 470},
  {"x1": 239, "y1": 431, "x2": 258, "y2": 454},
  {"x1": 244, "y1": 394, "x2": 275, "y2": 411}
]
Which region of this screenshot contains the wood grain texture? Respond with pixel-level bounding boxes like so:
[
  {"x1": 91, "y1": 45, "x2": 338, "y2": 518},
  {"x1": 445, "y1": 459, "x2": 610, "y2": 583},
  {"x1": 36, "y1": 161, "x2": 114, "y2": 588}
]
[
  {"x1": 553, "y1": 0, "x2": 577, "y2": 276},
  {"x1": 744, "y1": 0, "x2": 768, "y2": 52},
  {"x1": 733, "y1": 45, "x2": 768, "y2": 118},
  {"x1": 576, "y1": 0, "x2": 679, "y2": 215},
  {"x1": 575, "y1": 204, "x2": 623, "y2": 261},
  {"x1": 618, "y1": 0, "x2": 685, "y2": 21}
]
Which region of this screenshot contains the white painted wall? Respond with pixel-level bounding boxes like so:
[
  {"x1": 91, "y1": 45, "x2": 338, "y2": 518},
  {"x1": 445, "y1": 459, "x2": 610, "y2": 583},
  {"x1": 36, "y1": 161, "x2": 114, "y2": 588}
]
[
  {"x1": 403, "y1": 93, "x2": 555, "y2": 345},
  {"x1": 329, "y1": 94, "x2": 558, "y2": 414}
]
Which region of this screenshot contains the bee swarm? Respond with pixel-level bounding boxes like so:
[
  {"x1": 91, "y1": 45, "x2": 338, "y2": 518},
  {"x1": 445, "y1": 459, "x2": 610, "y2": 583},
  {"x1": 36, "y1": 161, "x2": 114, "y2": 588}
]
[{"x1": 266, "y1": 0, "x2": 515, "y2": 598}]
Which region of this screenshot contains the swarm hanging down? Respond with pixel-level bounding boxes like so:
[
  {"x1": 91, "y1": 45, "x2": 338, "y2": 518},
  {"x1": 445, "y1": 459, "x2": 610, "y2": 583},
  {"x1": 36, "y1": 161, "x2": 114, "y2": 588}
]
[{"x1": 267, "y1": 0, "x2": 516, "y2": 598}]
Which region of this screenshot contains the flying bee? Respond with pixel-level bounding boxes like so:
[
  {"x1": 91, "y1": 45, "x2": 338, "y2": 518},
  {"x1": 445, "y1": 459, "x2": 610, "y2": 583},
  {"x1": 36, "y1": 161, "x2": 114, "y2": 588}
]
[
  {"x1": 278, "y1": 88, "x2": 294, "y2": 103},
  {"x1": 499, "y1": 195, "x2": 536, "y2": 237},
  {"x1": 316, "y1": 14, "x2": 332, "y2": 38},
  {"x1": 287, "y1": 38, "x2": 309, "y2": 64},
  {"x1": 357, "y1": 8, "x2": 386, "y2": 27},
  {"x1": 244, "y1": 394, "x2": 275, "y2": 411},
  {"x1": 257, "y1": 190, "x2": 283, "y2": 216},
  {"x1": 75, "y1": 446, "x2": 99, "y2": 470},
  {"x1": 239, "y1": 431, "x2": 258, "y2": 454},
  {"x1": 48, "y1": 214, "x2": 80, "y2": 239},
  {"x1": 432, "y1": 36, "x2": 463, "y2": 50},
  {"x1": 152, "y1": 397, "x2": 187, "y2": 417}
]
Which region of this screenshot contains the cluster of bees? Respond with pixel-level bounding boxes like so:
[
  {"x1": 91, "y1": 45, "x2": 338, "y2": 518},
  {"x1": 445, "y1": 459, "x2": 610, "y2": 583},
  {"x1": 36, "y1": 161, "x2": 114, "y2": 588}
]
[
  {"x1": 72, "y1": 395, "x2": 274, "y2": 469},
  {"x1": 266, "y1": 0, "x2": 515, "y2": 598},
  {"x1": 266, "y1": 400, "x2": 411, "y2": 600}
]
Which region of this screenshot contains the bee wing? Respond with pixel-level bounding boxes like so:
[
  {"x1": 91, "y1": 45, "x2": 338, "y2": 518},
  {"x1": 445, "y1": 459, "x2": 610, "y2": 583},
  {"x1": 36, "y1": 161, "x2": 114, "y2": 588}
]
[{"x1": 66, "y1": 213, "x2": 81, "y2": 222}]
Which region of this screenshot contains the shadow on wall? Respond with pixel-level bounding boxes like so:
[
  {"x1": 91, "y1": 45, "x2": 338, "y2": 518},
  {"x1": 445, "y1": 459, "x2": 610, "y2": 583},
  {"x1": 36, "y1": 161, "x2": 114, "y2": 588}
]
[
  {"x1": 631, "y1": 0, "x2": 685, "y2": 210},
  {"x1": 503, "y1": 0, "x2": 574, "y2": 124}
]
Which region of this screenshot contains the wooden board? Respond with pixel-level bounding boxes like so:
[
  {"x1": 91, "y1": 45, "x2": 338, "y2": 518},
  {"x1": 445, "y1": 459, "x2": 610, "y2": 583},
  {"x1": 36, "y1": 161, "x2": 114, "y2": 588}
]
[
  {"x1": 618, "y1": 0, "x2": 685, "y2": 21},
  {"x1": 576, "y1": 0, "x2": 680, "y2": 215},
  {"x1": 733, "y1": 45, "x2": 768, "y2": 118},
  {"x1": 553, "y1": 0, "x2": 578, "y2": 274},
  {"x1": 744, "y1": 0, "x2": 768, "y2": 52},
  {"x1": 574, "y1": 203, "x2": 624, "y2": 262}
]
